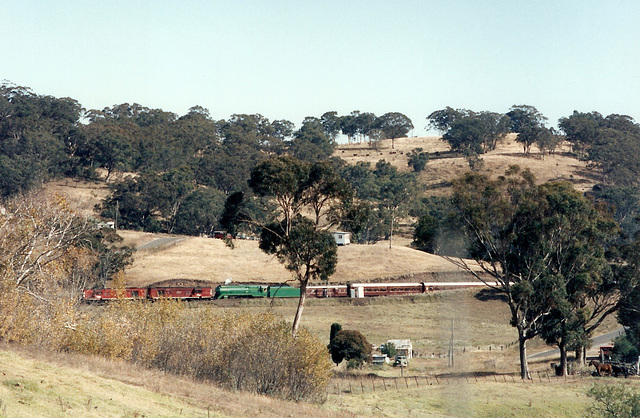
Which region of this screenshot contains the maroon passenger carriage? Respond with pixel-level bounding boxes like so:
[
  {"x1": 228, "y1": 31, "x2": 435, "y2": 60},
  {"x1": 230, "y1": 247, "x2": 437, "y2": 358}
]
[
  {"x1": 147, "y1": 287, "x2": 213, "y2": 300},
  {"x1": 83, "y1": 281, "x2": 498, "y2": 302},
  {"x1": 83, "y1": 288, "x2": 148, "y2": 301}
]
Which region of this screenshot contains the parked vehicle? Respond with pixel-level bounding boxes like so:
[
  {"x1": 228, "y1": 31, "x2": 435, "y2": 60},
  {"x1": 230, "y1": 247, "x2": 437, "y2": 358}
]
[{"x1": 394, "y1": 355, "x2": 408, "y2": 367}]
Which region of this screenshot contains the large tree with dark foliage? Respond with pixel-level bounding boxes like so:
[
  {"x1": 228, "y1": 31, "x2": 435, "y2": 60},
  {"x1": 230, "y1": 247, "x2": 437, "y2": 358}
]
[
  {"x1": 445, "y1": 166, "x2": 620, "y2": 379},
  {"x1": 429, "y1": 108, "x2": 510, "y2": 155},
  {"x1": 290, "y1": 117, "x2": 335, "y2": 162},
  {"x1": 0, "y1": 83, "x2": 82, "y2": 196},
  {"x1": 226, "y1": 155, "x2": 349, "y2": 336},
  {"x1": 506, "y1": 105, "x2": 548, "y2": 155},
  {"x1": 375, "y1": 112, "x2": 414, "y2": 148},
  {"x1": 328, "y1": 328, "x2": 372, "y2": 367}
]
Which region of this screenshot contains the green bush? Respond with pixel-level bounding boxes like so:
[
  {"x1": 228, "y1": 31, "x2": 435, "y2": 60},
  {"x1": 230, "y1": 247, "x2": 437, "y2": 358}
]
[
  {"x1": 587, "y1": 384, "x2": 640, "y2": 418},
  {"x1": 380, "y1": 342, "x2": 397, "y2": 358},
  {"x1": 328, "y1": 329, "x2": 372, "y2": 368},
  {"x1": 407, "y1": 148, "x2": 429, "y2": 172}
]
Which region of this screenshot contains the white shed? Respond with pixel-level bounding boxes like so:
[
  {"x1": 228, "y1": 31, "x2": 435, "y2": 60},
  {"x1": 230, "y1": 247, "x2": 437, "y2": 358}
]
[
  {"x1": 332, "y1": 231, "x2": 351, "y2": 246},
  {"x1": 387, "y1": 339, "x2": 413, "y2": 359},
  {"x1": 372, "y1": 354, "x2": 390, "y2": 365}
]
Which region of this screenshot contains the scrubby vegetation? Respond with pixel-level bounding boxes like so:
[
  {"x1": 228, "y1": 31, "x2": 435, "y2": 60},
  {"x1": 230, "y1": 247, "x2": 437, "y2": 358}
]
[
  {"x1": 586, "y1": 383, "x2": 640, "y2": 417},
  {"x1": 0, "y1": 192, "x2": 331, "y2": 402},
  {"x1": 65, "y1": 303, "x2": 332, "y2": 401},
  {"x1": 328, "y1": 325, "x2": 372, "y2": 368}
]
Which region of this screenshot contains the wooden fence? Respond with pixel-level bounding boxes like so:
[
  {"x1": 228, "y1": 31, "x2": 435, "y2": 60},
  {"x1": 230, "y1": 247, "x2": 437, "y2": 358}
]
[{"x1": 330, "y1": 371, "x2": 598, "y2": 396}]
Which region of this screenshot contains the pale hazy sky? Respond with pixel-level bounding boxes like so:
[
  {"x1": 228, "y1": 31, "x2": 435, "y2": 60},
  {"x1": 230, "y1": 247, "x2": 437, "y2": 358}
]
[{"x1": 3, "y1": 1, "x2": 639, "y2": 135}]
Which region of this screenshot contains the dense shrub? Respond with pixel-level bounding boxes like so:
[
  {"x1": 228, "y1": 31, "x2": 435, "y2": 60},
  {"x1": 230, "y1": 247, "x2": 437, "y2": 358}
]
[
  {"x1": 328, "y1": 329, "x2": 372, "y2": 368},
  {"x1": 407, "y1": 148, "x2": 429, "y2": 172},
  {"x1": 380, "y1": 341, "x2": 397, "y2": 358},
  {"x1": 587, "y1": 384, "x2": 640, "y2": 418},
  {"x1": 61, "y1": 303, "x2": 331, "y2": 401}
]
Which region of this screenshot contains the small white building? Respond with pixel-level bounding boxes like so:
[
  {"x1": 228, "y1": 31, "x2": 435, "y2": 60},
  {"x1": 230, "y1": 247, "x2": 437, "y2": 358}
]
[
  {"x1": 332, "y1": 231, "x2": 351, "y2": 246},
  {"x1": 372, "y1": 354, "x2": 390, "y2": 365},
  {"x1": 387, "y1": 339, "x2": 413, "y2": 359}
]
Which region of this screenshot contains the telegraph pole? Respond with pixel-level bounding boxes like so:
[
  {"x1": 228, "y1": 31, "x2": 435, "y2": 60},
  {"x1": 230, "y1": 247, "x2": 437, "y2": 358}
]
[{"x1": 449, "y1": 318, "x2": 454, "y2": 368}]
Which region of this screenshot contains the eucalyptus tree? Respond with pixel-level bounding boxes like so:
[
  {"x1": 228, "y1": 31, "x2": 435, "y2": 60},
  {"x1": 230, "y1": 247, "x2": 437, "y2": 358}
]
[
  {"x1": 290, "y1": 117, "x2": 335, "y2": 162},
  {"x1": 445, "y1": 166, "x2": 619, "y2": 379},
  {"x1": 429, "y1": 108, "x2": 509, "y2": 155},
  {"x1": 227, "y1": 155, "x2": 350, "y2": 336},
  {"x1": 375, "y1": 112, "x2": 414, "y2": 148},
  {"x1": 427, "y1": 107, "x2": 468, "y2": 133},
  {"x1": 506, "y1": 105, "x2": 549, "y2": 155},
  {"x1": 0, "y1": 83, "x2": 81, "y2": 195}
]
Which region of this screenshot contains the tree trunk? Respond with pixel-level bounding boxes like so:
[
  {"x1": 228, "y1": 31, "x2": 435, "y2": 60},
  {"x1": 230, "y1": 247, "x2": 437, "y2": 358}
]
[
  {"x1": 389, "y1": 213, "x2": 394, "y2": 249},
  {"x1": 518, "y1": 332, "x2": 531, "y2": 380},
  {"x1": 577, "y1": 346, "x2": 586, "y2": 365},
  {"x1": 559, "y1": 341, "x2": 568, "y2": 376},
  {"x1": 291, "y1": 279, "x2": 308, "y2": 338}
]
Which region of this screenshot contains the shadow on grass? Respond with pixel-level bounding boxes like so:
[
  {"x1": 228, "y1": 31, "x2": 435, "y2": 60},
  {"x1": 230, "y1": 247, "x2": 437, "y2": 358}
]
[{"x1": 474, "y1": 288, "x2": 508, "y2": 303}]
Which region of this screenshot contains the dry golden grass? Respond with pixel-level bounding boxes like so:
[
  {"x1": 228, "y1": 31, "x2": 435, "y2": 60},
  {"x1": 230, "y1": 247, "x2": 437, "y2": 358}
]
[
  {"x1": 43, "y1": 178, "x2": 110, "y2": 218},
  {"x1": 120, "y1": 233, "x2": 480, "y2": 287},
  {"x1": 324, "y1": 379, "x2": 599, "y2": 417},
  {"x1": 0, "y1": 344, "x2": 341, "y2": 417},
  {"x1": 209, "y1": 289, "x2": 514, "y2": 355},
  {"x1": 336, "y1": 134, "x2": 597, "y2": 194}
]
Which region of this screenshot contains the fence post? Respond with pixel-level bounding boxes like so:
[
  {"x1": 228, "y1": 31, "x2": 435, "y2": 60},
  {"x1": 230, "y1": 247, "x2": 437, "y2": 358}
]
[
  {"x1": 415, "y1": 376, "x2": 419, "y2": 387},
  {"x1": 361, "y1": 381, "x2": 365, "y2": 394},
  {"x1": 435, "y1": 375, "x2": 439, "y2": 385},
  {"x1": 394, "y1": 379, "x2": 398, "y2": 390},
  {"x1": 382, "y1": 379, "x2": 386, "y2": 391},
  {"x1": 349, "y1": 381, "x2": 352, "y2": 393},
  {"x1": 405, "y1": 378, "x2": 409, "y2": 388}
]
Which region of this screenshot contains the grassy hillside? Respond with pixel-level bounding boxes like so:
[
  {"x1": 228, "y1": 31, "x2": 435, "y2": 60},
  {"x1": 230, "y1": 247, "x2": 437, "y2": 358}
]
[
  {"x1": 335, "y1": 134, "x2": 596, "y2": 193},
  {"x1": 3, "y1": 343, "x2": 623, "y2": 418},
  {"x1": 120, "y1": 232, "x2": 480, "y2": 286},
  {"x1": 0, "y1": 291, "x2": 625, "y2": 417},
  {"x1": 47, "y1": 133, "x2": 597, "y2": 287},
  {"x1": 0, "y1": 344, "x2": 335, "y2": 418}
]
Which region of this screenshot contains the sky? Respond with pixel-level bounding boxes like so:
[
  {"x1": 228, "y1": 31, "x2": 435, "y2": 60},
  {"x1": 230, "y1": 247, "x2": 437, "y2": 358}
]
[{"x1": 3, "y1": 1, "x2": 639, "y2": 135}]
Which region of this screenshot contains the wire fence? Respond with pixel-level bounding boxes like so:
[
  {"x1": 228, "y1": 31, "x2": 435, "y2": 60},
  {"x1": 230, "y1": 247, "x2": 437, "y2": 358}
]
[
  {"x1": 329, "y1": 371, "x2": 604, "y2": 396},
  {"x1": 412, "y1": 341, "x2": 519, "y2": 359}
]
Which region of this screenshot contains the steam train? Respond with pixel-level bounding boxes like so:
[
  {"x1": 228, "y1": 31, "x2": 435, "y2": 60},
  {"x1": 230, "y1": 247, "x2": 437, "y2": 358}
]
[{"x1": 82, "y1": 281, "x2": 496, "y2": 302}]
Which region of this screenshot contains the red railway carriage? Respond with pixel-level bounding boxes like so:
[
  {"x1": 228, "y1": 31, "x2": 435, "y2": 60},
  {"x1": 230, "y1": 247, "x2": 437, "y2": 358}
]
[
  {"x1": 422, "y1": 282, "x2": 497, "y2": 291},
  {"x1": 148, "y1": 287, "x2": 213, "y2": 300},
  {"x1": 353, "y1": 282, "x2": 426, "y2": 297},
  {"x1": 306, "y1": 285, "x2": 348, "y2": 298},
  {"x1": 83, "y1": 288, "x2": 148, "y2": 301}
]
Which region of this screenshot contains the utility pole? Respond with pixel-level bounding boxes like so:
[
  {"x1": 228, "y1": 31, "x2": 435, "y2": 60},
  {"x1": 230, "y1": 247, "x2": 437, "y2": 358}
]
[
  {"x1": 115, "y1": 200, "x2": 119, "y2": 231},
  {"x1": 449, "y1": 318, "x2": 454, "y2": 368}
]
